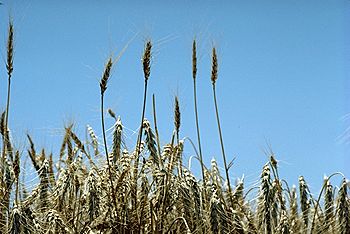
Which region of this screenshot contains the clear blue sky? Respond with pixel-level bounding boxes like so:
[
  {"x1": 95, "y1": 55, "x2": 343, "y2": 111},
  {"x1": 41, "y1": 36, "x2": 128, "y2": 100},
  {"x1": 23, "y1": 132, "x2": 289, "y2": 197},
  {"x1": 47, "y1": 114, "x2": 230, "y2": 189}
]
[{"x1": 0, "y1": 1, "x2": 348, "y2": 191}]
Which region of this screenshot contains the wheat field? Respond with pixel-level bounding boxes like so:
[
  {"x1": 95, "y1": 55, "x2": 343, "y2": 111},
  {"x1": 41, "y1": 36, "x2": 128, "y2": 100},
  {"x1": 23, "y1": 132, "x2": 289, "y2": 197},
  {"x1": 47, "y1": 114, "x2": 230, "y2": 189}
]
[{"x1": 0, "y1": 21, "x2": 349, "y2": 234}]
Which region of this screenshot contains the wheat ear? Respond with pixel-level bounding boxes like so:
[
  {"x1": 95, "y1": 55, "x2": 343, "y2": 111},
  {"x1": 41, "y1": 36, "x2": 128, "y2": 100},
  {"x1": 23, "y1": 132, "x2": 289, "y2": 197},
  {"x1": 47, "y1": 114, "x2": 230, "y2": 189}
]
[{"x1": 5, "y1": 20, "x2": 14, "y2": 128}]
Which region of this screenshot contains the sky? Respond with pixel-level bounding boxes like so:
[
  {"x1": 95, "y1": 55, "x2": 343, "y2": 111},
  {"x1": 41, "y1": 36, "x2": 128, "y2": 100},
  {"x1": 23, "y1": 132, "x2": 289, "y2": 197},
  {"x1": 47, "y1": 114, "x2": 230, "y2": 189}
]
[{"x1": 0, "y1": 1, "x2": 349, "y2": 192}]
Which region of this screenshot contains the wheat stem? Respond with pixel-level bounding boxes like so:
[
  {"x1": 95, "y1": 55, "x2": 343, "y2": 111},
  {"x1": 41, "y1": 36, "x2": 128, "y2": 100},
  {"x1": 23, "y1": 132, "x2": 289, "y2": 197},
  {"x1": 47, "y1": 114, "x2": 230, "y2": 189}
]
[
  {"x1": 212, "y1": 83, "x2": 233, "y2": 201},
  {"x1": 152, "y1": 94, "x2": 162, "y2": 164},
  {"x1": 99, "y1": 58, "x2": 117, "y2": 208},
  {"x1": 211, "y1": 47, "x2": 233, "y2": 206}
]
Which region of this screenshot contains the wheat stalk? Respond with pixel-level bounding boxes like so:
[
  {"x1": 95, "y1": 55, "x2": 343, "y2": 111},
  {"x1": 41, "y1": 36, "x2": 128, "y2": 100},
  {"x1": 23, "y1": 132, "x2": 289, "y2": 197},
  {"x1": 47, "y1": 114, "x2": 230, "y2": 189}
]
[
  {"x1": 210, "y1": 47, "x2": 233, "y2": 208},
  {"x1": 99, "y1": 57, "x2": 117, "y2": 209},
  {"x1": 133, "y1": 40, "x2": 152, "y2": 223},
  {"x1": 152, "y1": 94, "x2": 162, "y2": 165},
  {"x1": 192, "y1": 40, "x2": 206, "y2": 208}
]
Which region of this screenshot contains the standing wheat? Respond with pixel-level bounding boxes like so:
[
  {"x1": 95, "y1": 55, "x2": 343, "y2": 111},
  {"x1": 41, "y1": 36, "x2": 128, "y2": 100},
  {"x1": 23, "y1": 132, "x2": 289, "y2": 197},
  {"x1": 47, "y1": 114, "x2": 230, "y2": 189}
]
[
  {"x1": 210, "y1": 47, "x2": 233, "y2": 206},
  {"x1": 99, "y1": 57, "x2": 117, "y2": 208}
]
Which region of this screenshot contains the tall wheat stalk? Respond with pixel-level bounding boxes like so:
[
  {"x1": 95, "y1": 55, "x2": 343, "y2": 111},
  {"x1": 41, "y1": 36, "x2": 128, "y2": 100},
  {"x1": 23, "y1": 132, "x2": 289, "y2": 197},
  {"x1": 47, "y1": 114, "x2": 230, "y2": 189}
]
[
  {"x1": 210, "y1": 47, "x2": 233, "y2": 204},
  {"x1": 0, "y1": 20, "x2": 14, "y2": 233},
  {"x1": 133, "y1": 40, "x2": 152, "y2": 228},
  {"x1": 152, "y1": 94, "x2": 162, "y2": 164},
  {"x1": 1, "y1": 21, "x2": 14, "y2": 169},
  {"x1": 135, "y1": 40, "x2": 152, "y2": 160},
  {"x1": 99, "y1": 57, "x2": 117, "y2": 207},
  {"x1": 192, "y1": 40, "x2": 205, "y2": 186}
]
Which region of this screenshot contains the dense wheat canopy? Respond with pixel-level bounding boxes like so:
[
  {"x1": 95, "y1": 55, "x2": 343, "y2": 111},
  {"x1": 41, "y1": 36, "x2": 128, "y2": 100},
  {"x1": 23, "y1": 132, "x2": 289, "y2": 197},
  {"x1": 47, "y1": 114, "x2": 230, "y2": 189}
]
[{"x1": 0, "y1": 18, "x2": 349, "y2": 233}]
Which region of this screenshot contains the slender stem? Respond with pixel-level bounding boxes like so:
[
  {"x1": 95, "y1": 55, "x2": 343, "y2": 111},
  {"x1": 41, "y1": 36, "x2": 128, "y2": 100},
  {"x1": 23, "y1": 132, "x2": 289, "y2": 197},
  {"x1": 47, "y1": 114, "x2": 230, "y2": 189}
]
[
  {"x1": 176, "y1": 130, "x2": 179, "y2": 145},
  {"x1": 133, "y1": 79, "x2": 148, "y2": 228},
  {"x1": 2, "y1": 76, "x2": 11, "y2": 165},
  {"x1": 136, "y1": 80, "x2": 148, "y2": 158},
  {"x1": 101, "y1": 94, "x2": 117, "y2": 207},
  {"x1": 134, "y1": 80, "x2": 148, "y2": 183},
  {"x1": 0, "y1": 60, "x2": 12, "y2": 234},
  {"x1": 175, "y1": 116, "x2": 181, "y2": 177},
  {"x1": 101, "y1": 95, "x2": 109, "y2": 162},
  {"x1": 15, "y1": 179, "x2": 19, "y2": 204},
  {"x1": 152, "y1": 94, "x2": 162, "y2": 166},
  {"x1": 5, "y1": 76, "x2": 11, "y2": 130},
  {"x1": 193, "y1": 78, "x2": 205, "y2": 186},
  {"x1": 212, "y1": 84, "x2": 233, "y2": 203},
  {"x1": 176, "y1": 129, "x2": 182, "y2": 177},
  {"x1": 194, "y1": 79, "x2": 208, "y2": 232}
]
